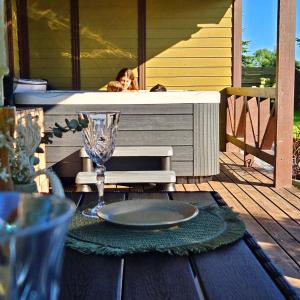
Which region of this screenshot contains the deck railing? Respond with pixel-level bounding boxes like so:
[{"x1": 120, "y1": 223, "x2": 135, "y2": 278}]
[{"x1": 225, "y1": 87, "x2": 276, "y2": 168}]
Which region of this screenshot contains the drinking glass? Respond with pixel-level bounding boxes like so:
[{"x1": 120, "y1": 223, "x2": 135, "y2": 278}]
[
  {"x1": 77, "y1": 111, "x2": 120, "y2": 218},
  {"x1": 0, "y1": 192, "x2": 75, "y2": 300}
]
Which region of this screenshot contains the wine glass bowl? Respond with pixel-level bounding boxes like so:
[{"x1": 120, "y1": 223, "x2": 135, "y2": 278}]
[{"x1": 78, "y1": 111, "x2": 120, "y2": 218}]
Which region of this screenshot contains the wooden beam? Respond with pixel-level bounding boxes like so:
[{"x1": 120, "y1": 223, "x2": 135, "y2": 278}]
[
  {"x1": 226, "y1": 134, "x2": 275, "y2": 166},
  {"x1": 138, "y1": 0, "x2": 146, "y2": 89},
  {"x1": 16, "y1": 0, "x2": 29, "y2": 78},
  {"x1": 5, "y1": 0, "x2": 14, "y2": 75},
  {"x1": 232, "y1": 0, "x2": 242, "y2": 87},
  {"x1": 226, "y1": 87, "x2": 276, "y2": 98},
  {"x1": 71, "y1": 0, "x2": 80, "y2": 90},
  {"x1": 258, "y1": 98, "x2": 271, "y2": 147},
  {"x1": 274, "y1": 0, "x2": 296, "y2": 188}
]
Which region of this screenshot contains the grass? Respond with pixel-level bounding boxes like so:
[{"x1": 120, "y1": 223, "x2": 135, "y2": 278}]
[
  {"x1": 295, "y1": 111, "x2": 300, "y2": 127},
  {"x1": 294, "y1": 111, "x2": 300, "y2": 137}
]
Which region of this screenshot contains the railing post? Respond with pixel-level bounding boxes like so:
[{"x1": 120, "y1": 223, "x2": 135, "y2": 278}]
[
  {"x1": 226, "y1": 95, "x2": 235, "y2": 151},
  {"x1": 244, "y1": 97, "x2": 258, "y2": 166},
  {"x1": 274, "y1": 0, "x2": 296, "y2": 188}
]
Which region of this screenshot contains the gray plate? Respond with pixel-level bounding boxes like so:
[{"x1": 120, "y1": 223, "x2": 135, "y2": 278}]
[{"x1": 97, "y1": 200, "x2": 199, "y2": 228}]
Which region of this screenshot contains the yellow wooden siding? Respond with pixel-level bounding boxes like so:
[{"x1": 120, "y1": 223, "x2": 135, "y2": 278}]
[
  {"x1": 11, "y1": 0, "x2": 19, "y2": 77},
  {"x1": 27, "y1": 0, "x2": 72, "y2": 89},
  {"x1": 79, "y1": 0, "x2": 138, "y2": 90},
  {"x1": 146, "y1": 0, "x2": 232, "y2": 91}
]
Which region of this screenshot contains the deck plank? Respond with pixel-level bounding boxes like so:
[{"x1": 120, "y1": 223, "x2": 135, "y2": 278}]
[
  {"x1": 225, "y1": 153, "x2": 300, "y2": 223},
  {"x1": 183, "y1": 183, "x2": 200, "y2": 192},
  {"x1": 208, "y1": 172, "x2": 300, "y2": 293},
  {"x1": 196, "y1": 182, "x2": 213, "y2": 191},
  {"x1": 220, "y1": 153, "x2": 300, "y2": 243}
]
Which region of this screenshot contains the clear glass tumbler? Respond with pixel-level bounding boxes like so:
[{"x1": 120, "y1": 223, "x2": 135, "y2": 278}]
[{"x1": 0, "y1": 192, "x2": 75, "y2": 300}]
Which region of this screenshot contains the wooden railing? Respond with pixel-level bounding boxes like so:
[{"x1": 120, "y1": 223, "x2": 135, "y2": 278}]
[{"x1": 225, "y1": 87, "x2": 276, "y2": 167}]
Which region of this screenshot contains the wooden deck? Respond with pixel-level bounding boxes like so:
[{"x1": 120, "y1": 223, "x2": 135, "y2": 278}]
[{"x1": 67, "y1": 152, "x2": 300, "y2": 294}]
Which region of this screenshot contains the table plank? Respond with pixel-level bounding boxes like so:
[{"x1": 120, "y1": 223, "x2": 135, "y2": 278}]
[
  {"x1": 128, "y1": 192, "x2": 169, "y2": 200},
  {"x1": 192, "y1": 240, "x2": 285, "y2": 300},
  {"x1": 78, "y1": 192, "x2": 125, "y2": 211},
  {"x1": 171, "y1": 192, "x2": 216, "y2": 207},
  {"x1": 123, "y1": 253, "x2": 202, "y2": 300},
  {"x1": 60, "y1": 192, "x2": 125, "y2": 300},
  {"x1": 65, "y1": 192, "x2": 83, "y2": 207},
  {"x1": 59, "y1": 249, "x2": 123, "y2": 300}
]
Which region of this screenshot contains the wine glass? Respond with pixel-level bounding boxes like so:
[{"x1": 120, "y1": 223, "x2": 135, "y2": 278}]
[{"x1": 77, "y1": 111, "x2": 120, "y2": 218}]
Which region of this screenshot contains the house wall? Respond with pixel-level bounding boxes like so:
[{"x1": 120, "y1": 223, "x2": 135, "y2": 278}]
[
  {"x1": 146, "y1": 0, "x2": 232, "y2": 91},
  {"x1": 8, "y1": 0, "x2": 232, "y2": 91},
  {"x1": 79, "y1": 0, "x2": 138, "y2": 90},
  {"x1": 26, "y1": 0, "x2": 72, "y2": 89},
  {"x1": 11, "y1": 0, "x2": 19, "y2": 77}
]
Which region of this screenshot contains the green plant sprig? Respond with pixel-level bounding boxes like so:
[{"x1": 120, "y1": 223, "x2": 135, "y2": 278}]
[{"x1": 41, "y1": 117, "x2": 89, "y2": 145}]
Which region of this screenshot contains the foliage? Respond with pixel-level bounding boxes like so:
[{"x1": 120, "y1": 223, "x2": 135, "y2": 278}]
[
  {"x1": 293, "y1": 125, "x2": 300, "y2": 179},
  {"x1": 41, "y1": 117, "x2": 89, "y2": 144},
  {"x1": 0, "y1": 115, "x2": 41, "y2": 184},
  {"x1": 242, "y1": 40, "x2": 254, "y2": 67},
  {"x1": 243, "y1": 38, "x2": 300, "y2": 69},
  {"x1": 242, "y1": 40, "x2": 276, "y2": 68},
  {"x1": 253, "y1": 48, "x2": 276, "y2": 68}
]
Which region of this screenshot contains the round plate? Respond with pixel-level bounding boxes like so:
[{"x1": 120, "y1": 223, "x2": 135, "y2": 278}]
[{"x1": 97, "y1": 200, "x2": 199, "y2": 228}]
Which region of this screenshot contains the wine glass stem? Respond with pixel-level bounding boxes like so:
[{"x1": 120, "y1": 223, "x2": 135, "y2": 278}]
[{"x1": 95, "y1": 164, "x2": 106, "y2": 208}]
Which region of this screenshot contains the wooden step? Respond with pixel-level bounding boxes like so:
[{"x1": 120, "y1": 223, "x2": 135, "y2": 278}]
[
  {"x1": 76, "y1": 171, "x2": 176, "y2": 184},
  {"x1": 80, "y1": 146, "x2": 173, "y2": 158}
]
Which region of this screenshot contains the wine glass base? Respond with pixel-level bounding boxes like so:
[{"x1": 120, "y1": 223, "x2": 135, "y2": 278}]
[{"x1": 82, "y1": 203, "x2": 104, "y2": 218}]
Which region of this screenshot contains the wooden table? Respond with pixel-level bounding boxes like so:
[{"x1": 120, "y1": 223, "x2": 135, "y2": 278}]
[{"x1": 59, "y1": 192, "x2": 297, "y2": 300}]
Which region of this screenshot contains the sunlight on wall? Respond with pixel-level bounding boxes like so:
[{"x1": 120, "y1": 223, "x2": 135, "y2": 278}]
[
  {"x1": 146, "y1": 0, "x2": 232, "y2": 91},
  {"x1": 79, "y1": 0, "x2": 138, "y2": 90},
  {"x1": 0, "y1": 0, "x2": 8, "y2": 105},
  {"x1": 27, "y1": 0, "x2": 72, "y2": 89}
]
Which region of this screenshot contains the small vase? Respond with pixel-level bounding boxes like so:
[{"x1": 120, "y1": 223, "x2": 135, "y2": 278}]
[{"x1": 14, "y1": 182, "x2": 38, "y2": 193}]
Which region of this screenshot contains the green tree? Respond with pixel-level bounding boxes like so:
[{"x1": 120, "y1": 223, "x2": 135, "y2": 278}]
[
  {"x1": 253, "y1": 48, "x2": 276, "y2": 67},
  {"x1": 242, "y1": 40, "x2": 254, "y2": 67}
]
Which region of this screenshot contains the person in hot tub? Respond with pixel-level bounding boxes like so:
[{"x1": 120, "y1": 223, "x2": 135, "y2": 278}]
[
  {"x1": 106, "y1": 81, "x2": 123, "y2": 92},
  {"x1": 115, "y1": 68, "x2": 139, "y2": 91}
]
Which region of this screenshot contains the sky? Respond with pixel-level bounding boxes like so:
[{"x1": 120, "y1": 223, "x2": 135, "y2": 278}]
[{"x1": 243, "y1": 0, "x2": 300, "y2": 60}]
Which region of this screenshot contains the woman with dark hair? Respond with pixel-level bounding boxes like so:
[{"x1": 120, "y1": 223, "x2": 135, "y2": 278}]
[{"x1": 116, "y1": 68, "x2": 139, "y2": 91}]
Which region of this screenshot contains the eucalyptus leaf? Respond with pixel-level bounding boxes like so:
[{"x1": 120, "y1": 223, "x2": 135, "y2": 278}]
[
  {"x1": 79, "y1": 118, "x2": 89, "y2": 128},
  {"x1": 36, "y1": 147, "x2": 44, "y2": 153},
  {"x1": 68, "y1": 119, "x2": 79, "y2": 129},
  {"x1": 32, "y1": 156, "x2": 40, "y2": 166},
  {"x1": 55, "y1": 123, "x2": 68, "y2": 132},
  {"x1": 53, "y1": 127, "x2": 63, "y2": 138}
]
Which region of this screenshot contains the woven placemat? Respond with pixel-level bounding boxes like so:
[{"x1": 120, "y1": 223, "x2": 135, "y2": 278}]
[{"x1": 66, "y1": 204, "x2": 245, "y2": 256}]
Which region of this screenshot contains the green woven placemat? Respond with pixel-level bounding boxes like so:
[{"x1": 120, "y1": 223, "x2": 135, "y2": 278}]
[{"x1": 66, "y1": 204, "x2": 245, "y2": 256}]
